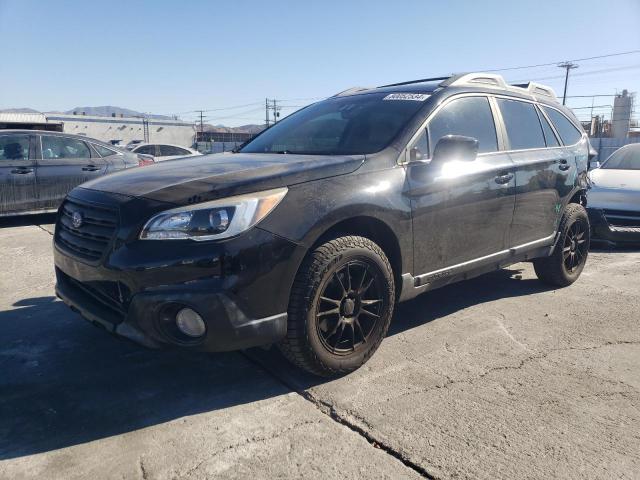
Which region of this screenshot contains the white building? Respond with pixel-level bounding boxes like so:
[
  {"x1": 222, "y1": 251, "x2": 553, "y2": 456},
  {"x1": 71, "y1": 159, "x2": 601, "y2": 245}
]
[{"x1": 0, "y1": 112, "x2": 196, "y2": 147}]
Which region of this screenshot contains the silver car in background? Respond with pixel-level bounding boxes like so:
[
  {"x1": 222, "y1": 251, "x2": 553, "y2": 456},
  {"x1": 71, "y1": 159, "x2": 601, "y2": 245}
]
[
  {"x1": 588, "y1": 143, "x2": 640, "y2": 245},
  {"x1": 0, "y1": 130, "x2": 154, "y2": 217}
]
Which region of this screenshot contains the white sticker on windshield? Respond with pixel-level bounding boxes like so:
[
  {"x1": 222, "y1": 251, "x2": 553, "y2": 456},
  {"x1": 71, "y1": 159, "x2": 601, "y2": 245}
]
[{"x1": 383, "y1": 93, "x2": 430, "y2": 101}]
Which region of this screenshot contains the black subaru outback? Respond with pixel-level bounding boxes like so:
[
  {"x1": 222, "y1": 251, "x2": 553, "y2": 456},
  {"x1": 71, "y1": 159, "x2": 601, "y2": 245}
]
[{"x1": 54, "y1": 73, "x2": 591, "y2": 376}]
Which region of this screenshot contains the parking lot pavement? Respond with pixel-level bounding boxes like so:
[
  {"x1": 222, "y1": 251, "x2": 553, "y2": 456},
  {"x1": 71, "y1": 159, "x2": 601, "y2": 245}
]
[{"x1": 1, "y1": 218, "x2": 638, "y2": 480}]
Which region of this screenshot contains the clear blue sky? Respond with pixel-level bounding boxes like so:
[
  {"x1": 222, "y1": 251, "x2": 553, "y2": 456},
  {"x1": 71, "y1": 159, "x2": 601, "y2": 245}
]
[{"x1": 1, "y1": 0, "x2": 639, "y2": 126}]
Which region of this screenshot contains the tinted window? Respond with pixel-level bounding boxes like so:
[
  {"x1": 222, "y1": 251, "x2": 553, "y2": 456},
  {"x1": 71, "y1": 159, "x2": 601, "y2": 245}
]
[
  {"x1": 542, "y1": 107, "x2": 582, "y2": 145},
  {"x1": 602, "y1": 145, "x2": 640, "y2": 170},
  {"x1": 160, "y1": 145, "x2": 190, "y2": 156},
  {"x1": 241, "y1": 93, "x2": 428, "y2": 155},
  {"x1": 135, "y1": 145, "x2": 155, "y2": 155},
  {"x1": 41, "y1": 136, "x2": 91, "y2": 159},
  {"x1": 94, "y1": 144, "x2": 118, "y2": 157},
  {"x1": 428, "y1": 96, "x2": 497, "y2": 154},
  {"x1": 537, "y1": 107, "x2": 560, "y2": 147},
  {"x1": 497, "y1": 99, "x2": 545, "y2": 150},
  {"x1": 0, "y1": 135, "x2": 30, "y2": 161}
]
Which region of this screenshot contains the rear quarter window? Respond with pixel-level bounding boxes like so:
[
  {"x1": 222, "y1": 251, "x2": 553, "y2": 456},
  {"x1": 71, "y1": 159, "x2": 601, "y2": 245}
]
[
  {"x1": 542, "y1": 107, "x2": 583, "y2": 145},
  {"x1": 94, "y1": 144, "x2": 119, "y2": 157}
]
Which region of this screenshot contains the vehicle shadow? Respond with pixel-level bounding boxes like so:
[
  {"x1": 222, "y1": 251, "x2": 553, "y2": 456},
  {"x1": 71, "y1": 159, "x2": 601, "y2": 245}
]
[
  {"x1": 589, "y1": 243, "x2": 640, "y2": 253},
  {"x1": 0, "y1": 296, "x2": 292, "y2": 460},
  {"x1": 0, "y1": 213, "x2": 57, "y2": 229},
  {"x1": 0, "y1": 267, "x2": 551, "y2": 460},
  {"x1": 248, "y1": 266, "x2": 553, "y2": 390}
]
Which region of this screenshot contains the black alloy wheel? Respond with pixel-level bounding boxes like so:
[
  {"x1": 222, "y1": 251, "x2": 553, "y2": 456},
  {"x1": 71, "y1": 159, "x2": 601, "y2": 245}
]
[
  {"x1": 534, "y1": 203, "x2": 590, "y2": 287},
  {"x1": 562, "y1": 219, "x2": 588, "y2": 273},
  {"x1": 279, "y1": 236, "x2": 395, "y2": 377},
  {"x1": 316, "y1": 260, "x2": 385, "y2": 355}
]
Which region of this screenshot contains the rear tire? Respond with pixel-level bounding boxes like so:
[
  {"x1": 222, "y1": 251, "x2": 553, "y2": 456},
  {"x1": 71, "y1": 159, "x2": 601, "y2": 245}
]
[
  {"x1": 533, "y1": 203, "x2": 590, "y2": 287},
  {"x1": 278, "y1": 236, "x2": 395, "y2": 377}
]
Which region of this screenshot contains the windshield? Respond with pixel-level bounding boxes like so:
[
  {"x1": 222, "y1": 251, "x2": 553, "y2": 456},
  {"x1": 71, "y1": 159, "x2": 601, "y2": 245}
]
[
  {"x1": 603, "y1": 145, "x2": 640, "y2": 170},
  {"x1": 240, "y1": 93, "x2": 429, "y2": 155}
]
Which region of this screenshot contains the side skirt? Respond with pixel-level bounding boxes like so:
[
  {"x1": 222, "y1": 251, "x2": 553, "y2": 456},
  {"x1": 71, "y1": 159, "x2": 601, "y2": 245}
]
[{"x1": 399, "y1": 234, "x2": 556, "y2": 302}]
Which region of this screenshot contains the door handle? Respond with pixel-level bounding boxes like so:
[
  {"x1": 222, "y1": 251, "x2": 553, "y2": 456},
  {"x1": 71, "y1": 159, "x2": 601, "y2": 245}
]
[
  {"x1": 82, "y1": 165, "x2": 101, "y2": 172},
  {"x1": 494, "y1": 172, "x2": 514, "y2": 185},
  {"x1": 558, "y1": 159, "x2": 571, "y2": 171},
  {"x1": 10, "y1": 167, "x2": 34, "y2": 174}
]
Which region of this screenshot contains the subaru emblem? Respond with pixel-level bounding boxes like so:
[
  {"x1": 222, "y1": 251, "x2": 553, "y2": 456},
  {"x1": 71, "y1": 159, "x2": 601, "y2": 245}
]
[{"x1": 72, "y1": 211, "x2": 83, "y2": 229}]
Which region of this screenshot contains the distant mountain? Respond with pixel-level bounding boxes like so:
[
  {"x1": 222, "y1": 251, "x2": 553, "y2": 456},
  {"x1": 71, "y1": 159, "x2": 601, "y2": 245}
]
[
  {"x1": 205, "y1": 123, "x2": 265, "y2": 134},
  {"x1": 0, "y1": 108, "x2": 41, "y2": 113},
  {"x1": 64, "y1": 106, "x2": 171, "y2": 120}
]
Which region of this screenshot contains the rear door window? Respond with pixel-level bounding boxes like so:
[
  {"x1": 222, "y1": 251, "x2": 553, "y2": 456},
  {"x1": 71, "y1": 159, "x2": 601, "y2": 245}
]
[
  {"x1": 0, "y1": 135, "x2": 30, "y2": 161},
  {"x1": 428, "y1": 96, "x2": 498, "y2": 154},
  {"x1": 542, "y1": 107, "x2": 583, "y2": 145},
  {"x1": 135, "y1": 145, "x2": 156, "y2": 155},
  {"x1": 41, "y1": 136, "x2": 91, "y2": 159},
  {"x1": 497, "y1": 98, "x2": 546, "y2": 150}
]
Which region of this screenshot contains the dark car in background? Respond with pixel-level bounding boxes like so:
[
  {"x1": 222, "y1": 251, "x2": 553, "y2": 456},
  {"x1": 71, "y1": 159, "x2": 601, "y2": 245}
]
[
  {"x1": 0, "y1": 130, "x2": 151, "y2": 217},
  {"x1": 53, "y1": 73, "x2": 591, "y2": 376},
  {"x1": 588, "y1": 143, "x2": 640, "y2": 245}
]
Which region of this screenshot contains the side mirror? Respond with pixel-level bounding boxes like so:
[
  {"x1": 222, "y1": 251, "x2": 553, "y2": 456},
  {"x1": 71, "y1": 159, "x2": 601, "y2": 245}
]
[
  {"x1": 588, "y1": 160, "x2": 601, "y2": 170},
  {"x1": 409, "y1": 146, "x2": 425, "y2": 162},
  {"x1": 432, "y1": 135, "x2": 479, "y2": 164}
]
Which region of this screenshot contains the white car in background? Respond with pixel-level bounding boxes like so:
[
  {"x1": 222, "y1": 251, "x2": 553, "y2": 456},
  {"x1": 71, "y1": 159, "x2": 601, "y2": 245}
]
[
  {"x1": 129, "y1": 143, "x2": 202, "y2": 161},
  {"x1": 588, "y1": 143, "x2": 640, "y2": 245}
]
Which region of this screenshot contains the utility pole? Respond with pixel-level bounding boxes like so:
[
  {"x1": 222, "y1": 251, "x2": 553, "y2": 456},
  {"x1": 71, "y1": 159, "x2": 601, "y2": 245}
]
[
  {"x1": 272, "y1": 99, "x2": 279, "y2": 124},
  {"x1": 265, "y1": 98, "x2": 270, "y2": 128},
  {"x1": 558, "y1": 62, "x2": 578, "y2": 105},
  {"x1": 195, "y1": 110, "x2": 205, "y2": 142}
]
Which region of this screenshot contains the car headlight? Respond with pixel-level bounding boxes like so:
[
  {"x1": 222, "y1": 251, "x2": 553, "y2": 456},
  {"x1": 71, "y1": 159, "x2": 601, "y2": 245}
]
[{"x1": 140, "y1": 187, "x2": 287, "y2": 241}]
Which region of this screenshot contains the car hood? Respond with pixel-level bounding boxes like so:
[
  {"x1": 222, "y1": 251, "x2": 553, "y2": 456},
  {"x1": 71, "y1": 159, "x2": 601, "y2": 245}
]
[
  {"x1": 589, "y1": 168, "x2": 640, "y2": 190},
  {"x1": 588, "y1": 168, "x2": 640, "y2": 210},
  {"x1": 79, "y1": 152, "x2": 365, "y2": 205}
]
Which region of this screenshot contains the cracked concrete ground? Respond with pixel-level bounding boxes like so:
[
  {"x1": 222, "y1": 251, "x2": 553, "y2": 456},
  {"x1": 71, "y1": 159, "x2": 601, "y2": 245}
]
[{"x1": 0, "y1": 214, "x2": 638, "y2": 479}]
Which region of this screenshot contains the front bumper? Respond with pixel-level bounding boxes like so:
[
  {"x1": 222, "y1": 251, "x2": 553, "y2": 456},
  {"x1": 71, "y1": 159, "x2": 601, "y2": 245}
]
[
  {"x1": 588, "y1": 208, "x2": 640, "y2": 245},
  {"x1": 54, "y1": 190, "x2": 306, "y2": 352}
]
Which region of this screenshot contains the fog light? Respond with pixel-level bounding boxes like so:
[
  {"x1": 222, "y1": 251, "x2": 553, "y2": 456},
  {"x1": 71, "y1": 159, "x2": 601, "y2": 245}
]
[{"x1": 175, "y1": 308, "x2": 206, "y2": 337}]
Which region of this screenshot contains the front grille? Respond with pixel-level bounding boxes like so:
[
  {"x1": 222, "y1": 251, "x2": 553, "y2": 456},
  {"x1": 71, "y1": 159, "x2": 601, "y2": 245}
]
[
  {"x1": 603, "y1": 209, "x2": 640, "y2": 228},
  {"x1": 55, "y1": 197, "x2": 118, "y2": 261},
  {"x1": 56, "y1": 268, "x2": 125, "y2": 325}
]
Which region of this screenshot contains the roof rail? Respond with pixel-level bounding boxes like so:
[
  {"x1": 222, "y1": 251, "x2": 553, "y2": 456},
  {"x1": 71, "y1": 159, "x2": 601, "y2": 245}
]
[
  {"x1": 443, "y1": 72, "x2": 558, "y2": 102},
  {"x1": 337, "y1": 73, "x2": 558, "y2": 102},
  {"x1": 332, "y1": 86, "x2": 371, "y2": 97},
  {"x1": 517, "y1": 82, "x2": 557, "y2": 100},
  {"x1": 443, "y1": 72, "x2": 509, "y2": 89},
  {"x1": 377, "y1": 76, "x2": 451, "y2": 88}
]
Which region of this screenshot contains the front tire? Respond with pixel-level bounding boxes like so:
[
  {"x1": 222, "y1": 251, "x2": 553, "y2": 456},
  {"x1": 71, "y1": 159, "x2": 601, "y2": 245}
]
[
  {"x1": 278, "y1": 236, "x2": 395, "y2": 377},
  {"x1": 533, "y1": 203, "x2": 590, "y2": 287}
]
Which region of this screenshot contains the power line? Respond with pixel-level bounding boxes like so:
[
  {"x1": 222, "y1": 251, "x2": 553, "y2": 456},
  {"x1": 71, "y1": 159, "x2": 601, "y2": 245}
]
[
  {"x1": 200, "y1": 102, "x2": 264, "y2": 113},
  {"x1": 486, "y1": 49, "x2": 640, "y2": 72},
  {"x1": 563, "y1": 94, "x2": 622, "y2": 98},
  {"x1": 510, "y1": 64, "x2": 640, "y2": 84}
]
